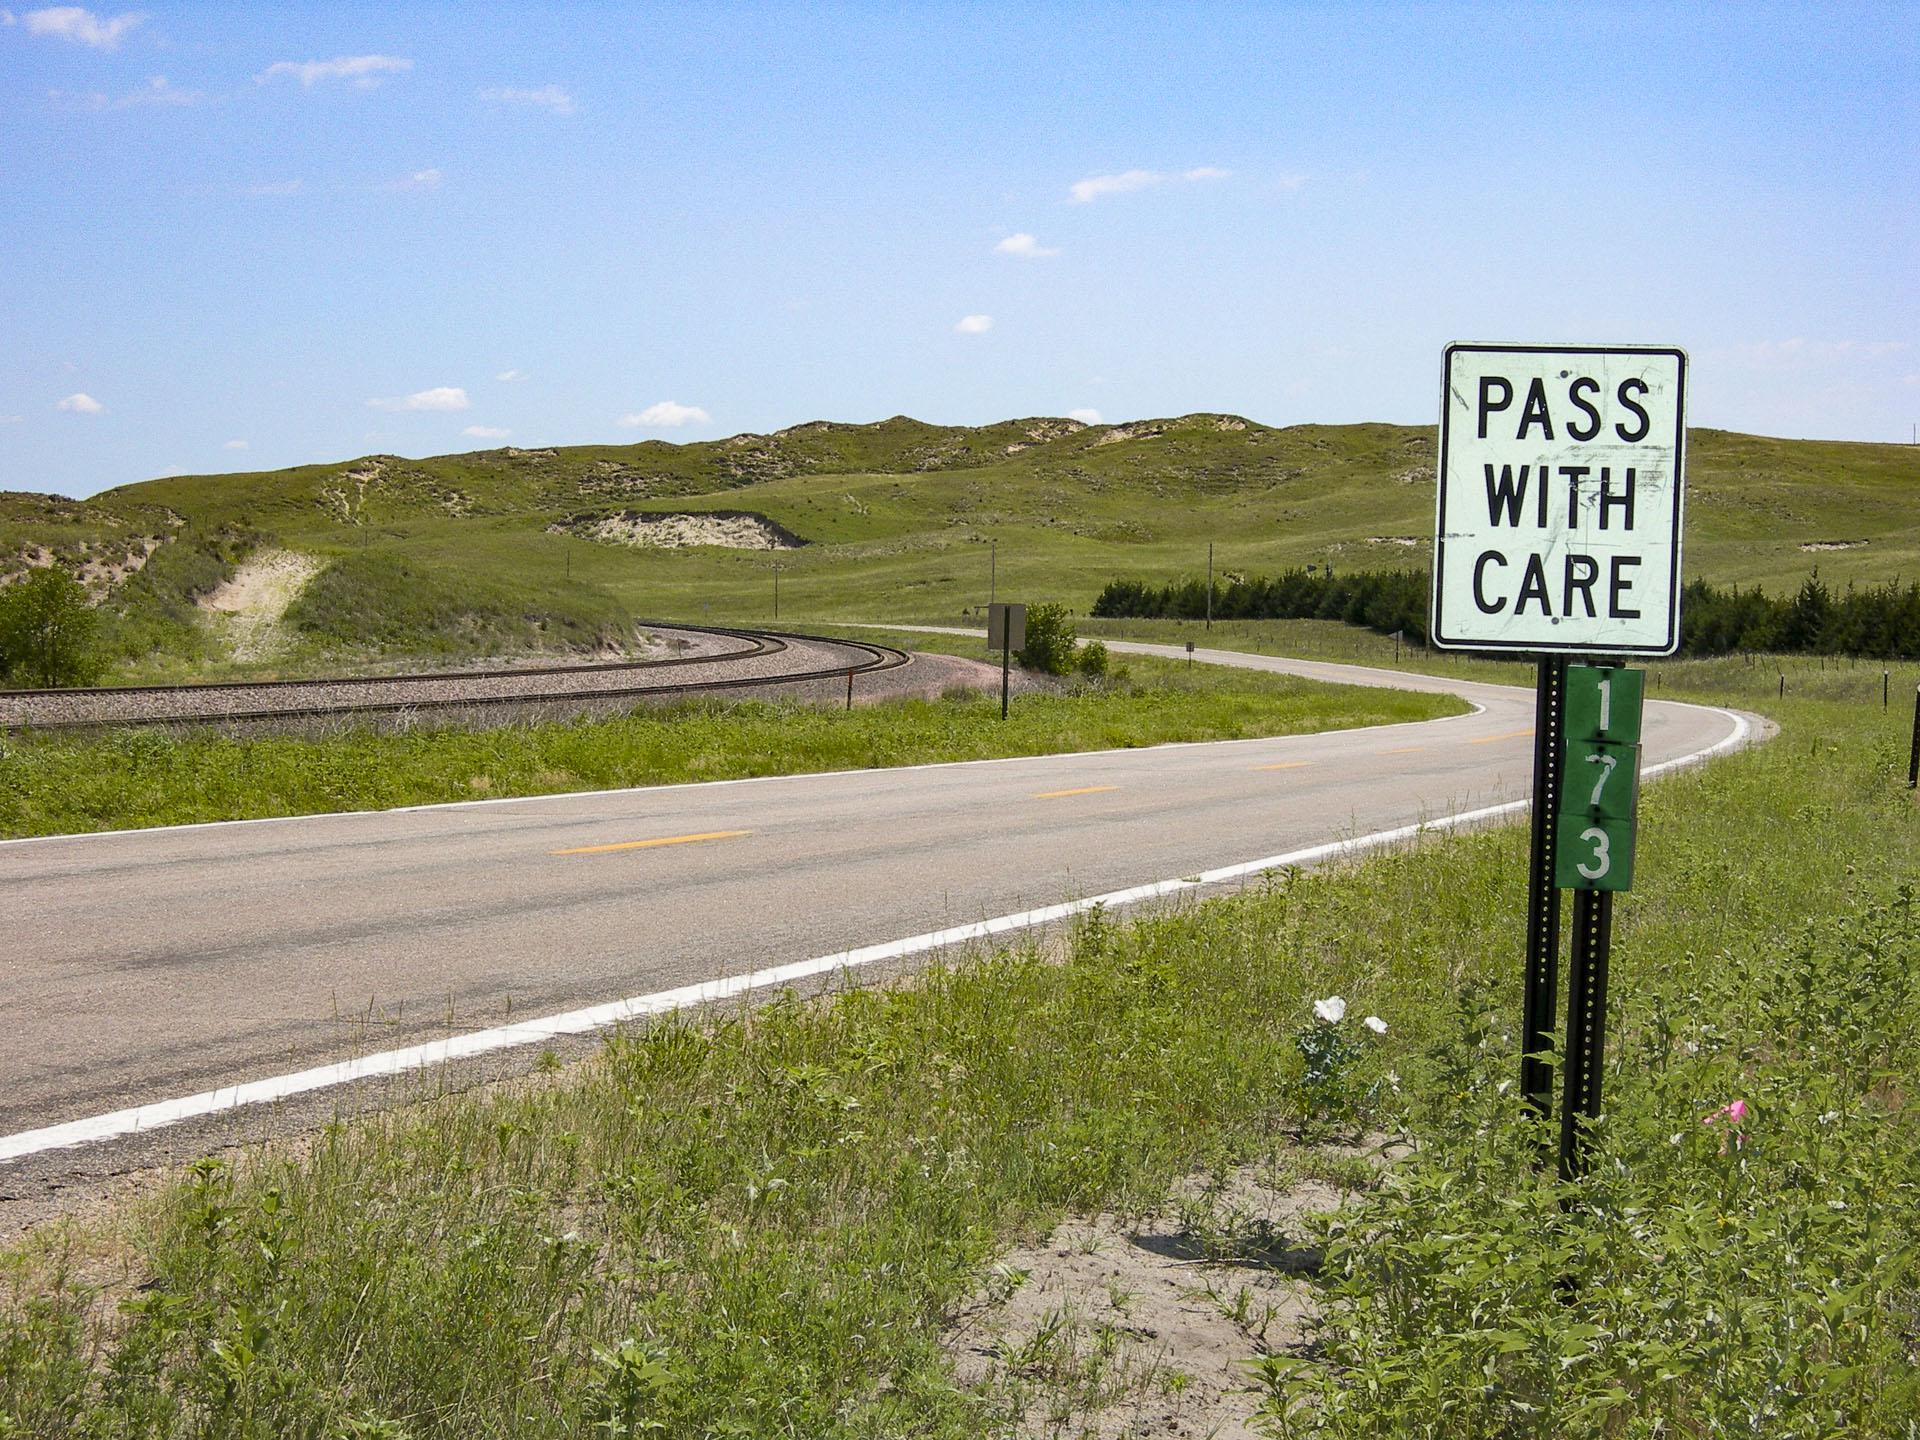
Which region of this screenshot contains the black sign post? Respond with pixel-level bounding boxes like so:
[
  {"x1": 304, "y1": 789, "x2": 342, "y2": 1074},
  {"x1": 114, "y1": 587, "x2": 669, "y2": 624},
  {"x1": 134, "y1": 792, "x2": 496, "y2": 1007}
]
[
  {"x1": 1520, "y1": 658, "x2": 1566, "y2": 1131},
  {"x1": 987, "y1": 602, "x2": 1026, "y2": 721}
]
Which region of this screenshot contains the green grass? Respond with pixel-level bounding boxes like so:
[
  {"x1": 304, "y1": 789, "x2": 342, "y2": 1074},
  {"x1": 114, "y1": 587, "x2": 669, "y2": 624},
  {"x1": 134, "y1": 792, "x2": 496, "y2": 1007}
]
[
  {"x1": 7, "y1": 416, "x2": 1916, "y2": 677},
  {"x1": 0, "y1": 650, "x2": 1459, "y2": 838},
  {"x1": 2, "y1": 657, "x2": 1914, "y2": 1437}
]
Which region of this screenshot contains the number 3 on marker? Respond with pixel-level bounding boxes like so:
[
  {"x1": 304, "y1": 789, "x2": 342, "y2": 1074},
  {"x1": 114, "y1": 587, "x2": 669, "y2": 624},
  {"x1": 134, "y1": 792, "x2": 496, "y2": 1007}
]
[{"x1": 1576, "y1": 825, "x2": 1611, "y2": 880}]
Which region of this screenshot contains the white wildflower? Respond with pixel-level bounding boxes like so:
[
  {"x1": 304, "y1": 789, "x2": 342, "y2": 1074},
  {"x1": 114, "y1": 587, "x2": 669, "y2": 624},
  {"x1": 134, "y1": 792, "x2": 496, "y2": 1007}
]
[
  {"x1": 1313, "y1": 995, "x2": 1347, "y2": 1024},
  {"x1": 1363, "y1": 1015, "x2": 1388, "y2": 1035}
]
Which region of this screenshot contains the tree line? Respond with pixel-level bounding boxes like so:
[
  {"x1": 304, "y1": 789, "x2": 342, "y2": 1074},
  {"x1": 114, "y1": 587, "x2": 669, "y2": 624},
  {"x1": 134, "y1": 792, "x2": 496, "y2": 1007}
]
[{"x1": 1091, "y1": 568, "x2": 1920, "y2": 660}]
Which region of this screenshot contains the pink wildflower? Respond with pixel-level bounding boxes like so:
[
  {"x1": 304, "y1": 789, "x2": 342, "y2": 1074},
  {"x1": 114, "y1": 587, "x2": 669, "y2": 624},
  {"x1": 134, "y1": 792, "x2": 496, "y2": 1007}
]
[{"x1": 1702, "y1": 1099, "x2": 1748, "y2": 1126}]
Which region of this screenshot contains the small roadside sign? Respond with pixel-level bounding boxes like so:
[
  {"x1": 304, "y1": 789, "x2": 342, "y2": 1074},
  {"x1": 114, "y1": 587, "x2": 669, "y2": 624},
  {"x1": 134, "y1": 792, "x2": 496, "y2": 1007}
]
[
  {"x1": 987, "y1": 602, "x2": 1027, "y2": 653},
  {"x1": 1431, "y1": 344, "x2": 1687, "y2": 655},
  {"x1": 1555, "y1": 664, "x2": 1645, "y2": 892},
  {"x1": 987, "y1": 602, "x2": 1026, "y2": 720}
]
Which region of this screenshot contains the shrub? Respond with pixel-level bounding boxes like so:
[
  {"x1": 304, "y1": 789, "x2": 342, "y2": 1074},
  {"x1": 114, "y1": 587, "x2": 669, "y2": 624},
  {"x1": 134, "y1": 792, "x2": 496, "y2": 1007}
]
[
  {"x1": 0, "y1": 565, "x2": 102, "y2": 688},
  {"x1": 1015, "y1": 602, "x2": 1079, "y2": 675}
]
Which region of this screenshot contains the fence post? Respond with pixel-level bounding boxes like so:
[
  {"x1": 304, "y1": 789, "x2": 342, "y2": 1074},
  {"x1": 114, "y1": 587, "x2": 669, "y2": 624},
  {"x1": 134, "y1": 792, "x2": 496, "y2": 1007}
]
[{"x1": 1909, "y1": 686, "x2": 1919, "y2": 789}]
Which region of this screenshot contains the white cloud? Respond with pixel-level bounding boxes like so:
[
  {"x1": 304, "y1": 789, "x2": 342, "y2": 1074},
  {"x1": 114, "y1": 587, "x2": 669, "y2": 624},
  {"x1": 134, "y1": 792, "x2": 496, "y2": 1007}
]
[
  {"x1": 57, "y1": 392, "x2": 103, "y2": 413},
  {"x1": 954, "y1": 314, "x2": 993, "y2": 335},
  {"x1": 383, "y1": 167, "x2": 443, "y2": 192},
  {"x1": 1273, "y1": 171, "x2": 1309, "y2": 191},
  {"x1": 1721, "y1": 338, "x2": 1912, "y2": 369},
  {"x1": 0, "y1": 414, "x2": 24, "y2": 425},
  {"x1": 495, "y1": 368, "x2": 526, "y2": 382},
  {"x1": 1068, "y1": 166, "x2": 1230, "y2": 203},
  {"x1": 994, "y1": 232, "x2": 1059, "y2": 259},
  {"x1": 222, "y1": 438, "x2": 248, "y2": 450},
  {"x1": 51, "y1": 75, "x2": 203, "y2": 110},
  {"x1": 618, "y1": 401, "x2": 711, "y2": 429},
  {"x1": 462, "y1": 425, "x2": 511, "y2": 439},
  {"x1": 257, "y1": 54, "x2": 412, "y2": 89},
  {"x1": 21, "y1": 7, "x2": 141, "y2": 48},
  {"x1": 367, "y1": 386, "x2": 470, "y2": 413},
  {"x1": 1067, "y1": 408, "x2": 1101, "y2": 424},
  {"x1": 246, "y1": 179, "x2": 303, "y2": 196},
  {"x1": 479, "y1": 84, "x2": 574, "y2": 115}
]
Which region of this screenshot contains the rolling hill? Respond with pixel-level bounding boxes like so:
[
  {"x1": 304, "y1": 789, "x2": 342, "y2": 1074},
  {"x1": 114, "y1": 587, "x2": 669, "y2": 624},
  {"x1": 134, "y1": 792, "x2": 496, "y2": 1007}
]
[{"x1": 3, "y1": 415, "x2": 1916, "y2": 675}]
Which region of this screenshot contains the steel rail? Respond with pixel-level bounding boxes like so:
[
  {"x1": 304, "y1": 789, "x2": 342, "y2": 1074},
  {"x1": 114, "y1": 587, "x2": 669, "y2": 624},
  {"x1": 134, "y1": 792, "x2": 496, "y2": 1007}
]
[
  {"x1": 1, "y1": 626, "x2": 910, "y2": 732},
  {"x1": 0, "y1": 622, "x2": 782, "y2": 701}
]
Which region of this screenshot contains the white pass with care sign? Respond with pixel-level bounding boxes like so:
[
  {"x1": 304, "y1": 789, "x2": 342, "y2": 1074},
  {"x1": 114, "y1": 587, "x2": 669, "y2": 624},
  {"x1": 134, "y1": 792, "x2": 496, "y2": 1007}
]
[{"x1": 1431, "y1": 344, "x2": 1686, "y2": 655}]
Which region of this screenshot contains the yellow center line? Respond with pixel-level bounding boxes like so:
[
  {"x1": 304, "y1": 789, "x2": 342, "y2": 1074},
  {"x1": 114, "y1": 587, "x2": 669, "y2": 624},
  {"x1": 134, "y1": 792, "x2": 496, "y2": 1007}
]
[
  {"x1": 551, "y1": 829, "x2": 751, "y2": 856},
  {"x1": 1468, "y1": 727, "x2": 1537, "y2": 745},
  {"x1": 1254, "y1": 761, "x2": 1311, "y2": 771},
  {"x1": 1034, "y1": 785, "x2": 1119, "y2": 800},
  {"x1": 1384, "y1": 745, "x2": 1427, "y2": 754}
]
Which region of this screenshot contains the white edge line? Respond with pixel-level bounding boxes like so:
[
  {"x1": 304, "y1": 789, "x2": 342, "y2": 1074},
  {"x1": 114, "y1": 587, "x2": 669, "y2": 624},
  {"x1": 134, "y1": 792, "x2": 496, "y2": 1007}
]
[{"x1": 0, "y1": 706, "x2": 1754, "y2": 1166}]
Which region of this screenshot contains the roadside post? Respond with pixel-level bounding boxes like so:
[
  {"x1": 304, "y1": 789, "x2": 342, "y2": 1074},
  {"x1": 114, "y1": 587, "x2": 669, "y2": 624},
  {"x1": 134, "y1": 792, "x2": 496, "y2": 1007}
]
[
  {"x1": 1908, "y1": 685, "x2": 1918, "y2": 788},
  {"x1": 1430, "y1": 343, "x2": 1687, "y2": 1180},
  {"x1": 1186, "y1": 639, "x2": 1195, "y2": 670},
  {"x1": 988, "y1": 602, "x2": 1026, "y2": 721}
]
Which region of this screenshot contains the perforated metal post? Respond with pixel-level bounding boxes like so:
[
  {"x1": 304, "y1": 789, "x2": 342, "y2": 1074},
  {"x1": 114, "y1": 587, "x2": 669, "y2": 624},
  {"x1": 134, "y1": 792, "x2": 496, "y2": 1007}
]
[
  {"x1": 1522, "y1": 657, "x2": 1566, "y2": 1134},
  {"x1": 1559, "y1": 888, "x2": 1612, "y2": 1181}
]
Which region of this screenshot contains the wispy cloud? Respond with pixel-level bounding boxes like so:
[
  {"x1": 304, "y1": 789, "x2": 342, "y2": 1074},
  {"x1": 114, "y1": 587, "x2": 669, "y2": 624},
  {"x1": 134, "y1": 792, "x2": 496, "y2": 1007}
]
[
  {"x1": 618, "y1": 401, "x2": 710, "y2": 428},
  {"x1": 367, "y1": 386, "x2": 469, "y2": 413},
  {"x1": 1067, "y1": 408, "x2": 1102, "y2": 424},
  {"x1": 257, "y1": 54, "x2": 411, "y2": 89},
  {"x1": 495, "y1": 368, "x2": 526, "y2": 382},
  {"x1": 222, "y1": 438, "x2": 248, "y2": 450},
  {"x1": 479, "y1": 84, "x2": 574, "y2": 115},
  {"x1": 246, "y1": 179, "x2": 303, "y2": 197},
  {"x1": 462, "y1": 425, "x2": 511, "y2": 439},
  {"x1": 0, "y1": 414, "x2": 25, "y2": 425},
  {"x1": 19, "y1": 7, "x2": 141, "y2": 48},
  {"x1": 1068, "y1": 166, "x2": 1231, "y2": 203},
  {"x1": 954, "y1": 314, "x2": 993, "y2": 335},
  {"x1": 1720, "y1": 338, "x2": 1912, "y2": 368},
  {"x1": 383, "y1": 167, "x2": 443, "y2": 192},
  {"x1": 51, "y1": 75, "x2": 203, "y2": 110},
  {"x1": 57, "y1": 392, "x2": 104, "y2": 414},
  {"x1": 994, "y1": 232, "x2": 1059, "y2": 259}
]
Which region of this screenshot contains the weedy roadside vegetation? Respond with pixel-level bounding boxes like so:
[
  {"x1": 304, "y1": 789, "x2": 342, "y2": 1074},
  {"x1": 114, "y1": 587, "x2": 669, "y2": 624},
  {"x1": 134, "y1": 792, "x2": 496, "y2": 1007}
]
[
  {"x1": 0, "y1": 651, "x2": 1453, "y2": 838},
  {"x1": 0, "y1": 659, "x2": 1914, "y2": 1437}
]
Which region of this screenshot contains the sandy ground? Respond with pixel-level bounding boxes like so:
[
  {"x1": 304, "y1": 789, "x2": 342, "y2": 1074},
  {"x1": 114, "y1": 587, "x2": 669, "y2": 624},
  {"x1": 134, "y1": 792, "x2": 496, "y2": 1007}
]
[
  {"x1": 198, "y1": 549, "x2": 323, "y2": 661},
  {"x1": 946, "y1": 1142, "x2": 1397, "y2": 1439},
  {"x1": 567, "y1": 512, "x2": 799, "y2": 549}
]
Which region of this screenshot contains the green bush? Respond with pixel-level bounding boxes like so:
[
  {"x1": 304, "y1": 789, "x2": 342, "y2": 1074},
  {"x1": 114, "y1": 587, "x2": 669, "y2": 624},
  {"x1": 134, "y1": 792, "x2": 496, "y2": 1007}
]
[
  {"x1": 1014, "y1": 602, "x2": 1078, "y2": 674},
  {"x1": 0, "y1": 566, "x2": 102, "y2": 688}
]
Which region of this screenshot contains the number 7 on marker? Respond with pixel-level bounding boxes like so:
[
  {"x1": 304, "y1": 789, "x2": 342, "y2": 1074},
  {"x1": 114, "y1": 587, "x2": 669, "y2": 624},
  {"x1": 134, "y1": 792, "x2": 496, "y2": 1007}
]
[{"x1": 1586, "y1": 751, "x2": 1618, "y2": 807}]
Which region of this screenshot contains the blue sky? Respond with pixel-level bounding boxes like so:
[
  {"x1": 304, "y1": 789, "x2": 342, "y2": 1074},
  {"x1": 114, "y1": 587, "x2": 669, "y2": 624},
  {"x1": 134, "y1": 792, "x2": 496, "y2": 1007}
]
[{"x1": 2, "y1": 2, "x2": 1915, "y2": 498}]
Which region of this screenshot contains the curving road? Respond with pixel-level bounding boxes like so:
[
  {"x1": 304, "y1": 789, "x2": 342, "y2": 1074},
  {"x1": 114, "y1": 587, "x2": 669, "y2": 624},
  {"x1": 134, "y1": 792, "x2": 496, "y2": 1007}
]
[{"x1": 0, "y1": 639, "x2": 1754, "y2": 1211}]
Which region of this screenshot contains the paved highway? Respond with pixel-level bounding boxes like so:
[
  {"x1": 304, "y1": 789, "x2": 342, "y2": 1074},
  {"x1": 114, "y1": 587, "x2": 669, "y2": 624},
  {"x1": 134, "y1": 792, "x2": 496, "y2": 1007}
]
[{"x1": 0, "y1": 640, "x2": 1750, "y2": 1193}]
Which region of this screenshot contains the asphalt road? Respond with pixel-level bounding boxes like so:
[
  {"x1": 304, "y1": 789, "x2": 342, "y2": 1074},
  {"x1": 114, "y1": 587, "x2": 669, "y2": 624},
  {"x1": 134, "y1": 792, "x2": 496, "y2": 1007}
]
[{"x1": 0, "y1": 640, "x2": 1749, "y2": 1186}]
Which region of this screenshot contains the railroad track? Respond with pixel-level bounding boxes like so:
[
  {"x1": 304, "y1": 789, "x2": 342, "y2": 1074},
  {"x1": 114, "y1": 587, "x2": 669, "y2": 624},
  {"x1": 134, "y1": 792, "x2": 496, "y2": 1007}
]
[{"x1": 0, "y1": 624, "x2": 911, "y2": 731}]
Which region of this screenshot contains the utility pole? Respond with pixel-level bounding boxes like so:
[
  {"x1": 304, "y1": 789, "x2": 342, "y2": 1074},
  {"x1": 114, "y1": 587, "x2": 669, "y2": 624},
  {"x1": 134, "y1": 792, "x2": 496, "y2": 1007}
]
[
  {"x1": 990, "y1": 539, "x2": 997, "y2": 609},
  {"x1": 1206, "y1": 542, "x2": 1213, "y2": 631},
  {"x1": 770, "y1": 540, "x2": 779, "y2": 621}
]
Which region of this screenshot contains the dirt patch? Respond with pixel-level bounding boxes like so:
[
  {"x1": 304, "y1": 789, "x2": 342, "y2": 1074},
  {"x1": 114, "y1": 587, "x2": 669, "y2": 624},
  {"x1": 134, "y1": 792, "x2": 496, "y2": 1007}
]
[
  {"x1": 1366, "y1": 536, "x2": 1423, "y2": 549},
  {"x1": 199, "y1": 549, "x2": 323, "y2": 661},
  {"x1": 556, "y1": 510, "x2": 805, "y2": 550},
  {"x1": 946, "y1": 1144, "x2": 1394, "y2": 1438},
  {"x1": 1801, "y1": 539, "x2": 1867, "y2": 552}
]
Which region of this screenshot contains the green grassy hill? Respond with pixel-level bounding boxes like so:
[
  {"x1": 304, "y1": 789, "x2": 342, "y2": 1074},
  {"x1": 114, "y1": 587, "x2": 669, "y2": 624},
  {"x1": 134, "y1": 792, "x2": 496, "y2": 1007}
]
[{"x1": 4, "y1": 415, "x2": 1916, "y2": 674}]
